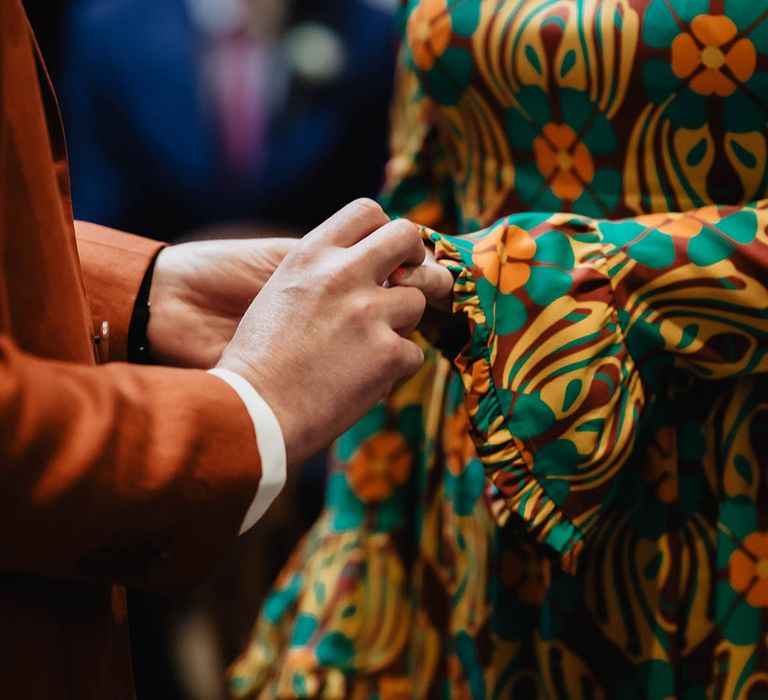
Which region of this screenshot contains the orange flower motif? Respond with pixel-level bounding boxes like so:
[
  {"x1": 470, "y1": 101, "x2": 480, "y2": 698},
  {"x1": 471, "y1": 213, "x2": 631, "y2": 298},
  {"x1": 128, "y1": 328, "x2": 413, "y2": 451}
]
[
  {"x1": 636, "y1": 205, "x2": 721, "y2": 239},
  {"x1": 533, "y1": 123, "x2": 595, "y2": 201},
  {"x1": 472, "y1": 222, "x2": 536, "y2": 293},
  {"x1": 671, "y1": 15, "x2": 757, "y2": 97},
  {"x1": 347, "y1": 432, "x2": 412, "y2": 502},
  {"x1": 443, "y1": 409, "x2": 477, "y2": 477},
  {"x1": 729, "y1": 532, "x2": 768, "y2": 608},
  {"x1": 407, "y1": 0, "x2": 452, "y2": 71}
]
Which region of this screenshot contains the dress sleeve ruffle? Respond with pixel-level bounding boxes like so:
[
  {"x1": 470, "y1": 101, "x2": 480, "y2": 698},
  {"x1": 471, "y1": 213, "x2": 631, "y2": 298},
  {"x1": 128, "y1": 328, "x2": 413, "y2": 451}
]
[
  {"x1": 423, "y1": 200, "x2": 768, "y2": 572},
  {"x1": 423, "y1": 215, "x2": 646, "y2": 573}
]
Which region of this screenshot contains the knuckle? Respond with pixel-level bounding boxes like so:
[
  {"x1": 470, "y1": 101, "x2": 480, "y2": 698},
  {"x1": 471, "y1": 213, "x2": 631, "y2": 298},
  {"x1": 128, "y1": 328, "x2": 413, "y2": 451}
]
[
  {"x1": 390, "y1": 218, "x2": 419, "y2": 244},
  {"x1": 409, "y1": 343, "x2": 425, "y2": 368},
  {"x1": 402, "y1": 342, "x2": 424, "y2": 375},
  {"x1": 310, "y1": 258, "x2": 342, "y2": 292},
  {"x1": 347, "y1": 292, "x2": 377, "y2": 322},
  {"x1": 400, "y1": 218, "x2": 421, "y2": 241},
  {"x1": 349, "y1": 197, "x2": 385, "y2": 221},
  {"x1": 400, "y1": 288, "x2": 426, "y2": 320},
  {"x1": 378, "y1": 332, "x2": 402, "y2": 366},
  {"x1": 390, "y1": 219, "x2": 425, "y2": 261}
]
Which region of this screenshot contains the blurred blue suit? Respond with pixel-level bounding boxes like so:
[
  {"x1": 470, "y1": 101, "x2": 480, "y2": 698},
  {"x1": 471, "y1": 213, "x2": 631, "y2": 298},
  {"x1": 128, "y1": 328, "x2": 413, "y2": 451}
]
[{"x1": 57, "y1": 0, "x2": 397, "y2": 240}]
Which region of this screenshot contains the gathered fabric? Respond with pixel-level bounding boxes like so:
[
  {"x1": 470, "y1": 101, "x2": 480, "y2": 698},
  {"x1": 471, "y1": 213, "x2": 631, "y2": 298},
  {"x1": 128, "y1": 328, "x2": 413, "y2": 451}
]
[{"x1": 230, "y1": 2, "x2": 768, "y2": 697}]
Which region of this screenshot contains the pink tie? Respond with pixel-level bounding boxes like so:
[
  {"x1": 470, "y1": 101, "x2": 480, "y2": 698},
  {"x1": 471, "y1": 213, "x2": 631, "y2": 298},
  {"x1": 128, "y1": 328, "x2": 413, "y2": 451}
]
[{"x1": 214, "y1": 26, "x2": 269, "y2": 177}]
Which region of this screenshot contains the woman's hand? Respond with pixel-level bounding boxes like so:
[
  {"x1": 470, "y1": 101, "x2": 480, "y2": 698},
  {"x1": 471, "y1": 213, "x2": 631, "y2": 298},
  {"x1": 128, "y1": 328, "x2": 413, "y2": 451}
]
[
  {"x1": 389, "y1": 247, "x2": 465, "y2": 345},
  {"x1": 389, "y1": 248, "x2": 454, "y2": 311}
]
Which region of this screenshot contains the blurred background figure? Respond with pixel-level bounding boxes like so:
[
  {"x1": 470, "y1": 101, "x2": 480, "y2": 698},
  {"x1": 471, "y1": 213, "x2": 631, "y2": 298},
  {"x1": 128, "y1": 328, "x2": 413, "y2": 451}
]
[
  {"x1": 22, "y1": 0, "x2": 398, "y2": 697},
  {"x1": 34, "y1": 0, "x2": 396, "y2": 241}
]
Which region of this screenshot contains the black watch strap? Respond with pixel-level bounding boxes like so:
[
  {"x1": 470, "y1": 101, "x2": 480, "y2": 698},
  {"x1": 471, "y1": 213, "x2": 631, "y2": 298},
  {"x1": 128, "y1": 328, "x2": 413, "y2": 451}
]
[{"x1": 127, "y1": 250, "x2": 161, "y2": 364}]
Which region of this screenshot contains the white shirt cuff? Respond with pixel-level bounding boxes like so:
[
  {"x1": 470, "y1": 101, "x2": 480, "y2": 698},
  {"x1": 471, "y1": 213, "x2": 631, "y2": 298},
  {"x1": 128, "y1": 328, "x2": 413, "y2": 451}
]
[{"x1": 207, "y1": 367, "x2": 287, "y2": 534}]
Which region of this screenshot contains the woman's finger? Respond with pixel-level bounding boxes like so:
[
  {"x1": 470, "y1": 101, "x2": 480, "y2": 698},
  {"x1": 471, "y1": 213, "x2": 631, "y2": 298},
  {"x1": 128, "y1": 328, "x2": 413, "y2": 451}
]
[{"x1": 389, "y1": 258, "x2": 454, "y2": 311}]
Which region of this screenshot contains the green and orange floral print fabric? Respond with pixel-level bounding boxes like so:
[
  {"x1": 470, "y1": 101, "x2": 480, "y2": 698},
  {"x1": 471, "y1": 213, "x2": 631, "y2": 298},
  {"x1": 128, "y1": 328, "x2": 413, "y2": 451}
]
[
  {"x1": 426, "y1": 203, "x2": 768, "y2": 570},
  {"x1": 231, "y1": 1, "x2": 768, "y2": 698}
]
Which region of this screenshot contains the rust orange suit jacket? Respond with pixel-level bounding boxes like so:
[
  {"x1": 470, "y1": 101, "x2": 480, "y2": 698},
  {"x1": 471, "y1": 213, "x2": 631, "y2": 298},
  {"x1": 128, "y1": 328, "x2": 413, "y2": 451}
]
[{"x1": 0, "y1": 2, "x2": 264, "y2": 697}]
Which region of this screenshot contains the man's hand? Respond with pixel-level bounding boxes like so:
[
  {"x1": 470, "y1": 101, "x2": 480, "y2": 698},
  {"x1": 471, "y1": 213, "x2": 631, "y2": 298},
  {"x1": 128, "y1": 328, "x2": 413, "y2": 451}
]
[
  {"x1": 216, "y1": 199, "x2": 442, "y2": 465},
  {"x1": 147, "y1": 238, "x2": 297, "y2": 368}
]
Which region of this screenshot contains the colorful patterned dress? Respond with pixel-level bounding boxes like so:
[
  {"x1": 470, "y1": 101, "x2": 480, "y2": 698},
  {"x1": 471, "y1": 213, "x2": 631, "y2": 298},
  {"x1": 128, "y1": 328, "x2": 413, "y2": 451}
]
[{"x1": 230, "y1": 1, "x2": 768, "y2": 697}]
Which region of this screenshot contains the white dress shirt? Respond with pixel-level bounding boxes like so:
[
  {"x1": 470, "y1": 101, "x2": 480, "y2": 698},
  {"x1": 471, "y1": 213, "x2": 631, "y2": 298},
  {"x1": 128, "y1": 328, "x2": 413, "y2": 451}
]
[{"x1": 207, "y1": 367, "x2": 287, "y2": 534}]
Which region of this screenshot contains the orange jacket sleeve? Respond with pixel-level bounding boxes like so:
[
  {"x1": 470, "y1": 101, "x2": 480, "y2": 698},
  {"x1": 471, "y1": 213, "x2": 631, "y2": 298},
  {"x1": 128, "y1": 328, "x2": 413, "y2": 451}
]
[
  {"x1": 0, "y1": 0, "x2": 264, "y2": 591},
  {"x1": 0, "y1": 336, "x2": 263, "y2": 588},
  {"x1": 75, "y1": 222, "x2": 165, "y2": 362}
]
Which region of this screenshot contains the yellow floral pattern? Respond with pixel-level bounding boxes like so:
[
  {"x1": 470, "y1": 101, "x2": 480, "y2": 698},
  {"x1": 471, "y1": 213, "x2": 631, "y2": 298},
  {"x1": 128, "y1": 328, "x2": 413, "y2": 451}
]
[{"x1": 231, "y1": 2, "x2": 768, "y2": 698}]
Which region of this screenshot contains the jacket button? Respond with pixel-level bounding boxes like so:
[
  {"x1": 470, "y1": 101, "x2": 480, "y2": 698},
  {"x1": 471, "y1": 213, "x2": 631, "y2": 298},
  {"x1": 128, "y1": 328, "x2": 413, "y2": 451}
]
[{"x1": 93, "y1": 320, "x2": 110, "y2": 364}]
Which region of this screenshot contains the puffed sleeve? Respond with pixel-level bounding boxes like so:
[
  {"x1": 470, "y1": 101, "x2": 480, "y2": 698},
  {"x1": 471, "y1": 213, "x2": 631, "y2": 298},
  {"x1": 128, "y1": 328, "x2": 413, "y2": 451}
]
[
  {"x1": 425, "y1": 201, "x2": 768, "y2": 571},
  {"x1": 379, "y1": 41, "x2": 457, "y2": 231}
]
